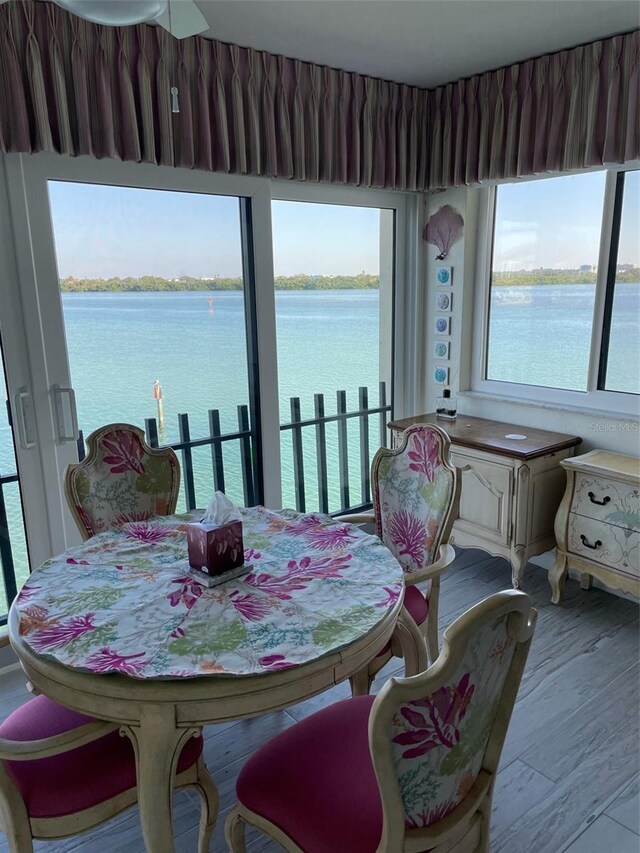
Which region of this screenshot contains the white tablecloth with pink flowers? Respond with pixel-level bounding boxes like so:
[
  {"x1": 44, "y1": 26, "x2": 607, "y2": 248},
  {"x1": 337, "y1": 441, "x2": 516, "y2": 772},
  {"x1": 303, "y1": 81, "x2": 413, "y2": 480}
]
[{"x1": 15, "y1": 507, "x2": 404, "y2": 680}]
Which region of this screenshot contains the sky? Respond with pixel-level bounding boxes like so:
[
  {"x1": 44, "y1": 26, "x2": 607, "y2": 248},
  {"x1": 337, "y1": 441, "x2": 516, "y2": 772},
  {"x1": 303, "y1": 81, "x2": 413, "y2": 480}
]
[
  {"x1": 494, "y1": 170, "x2": 639, "y2": 271},
  {"x1": 47, "y1": 171, "x2": 639, "y2": 279},
  {"x1": 47, "y1": 183, "x2": 381, "y2": 279}
]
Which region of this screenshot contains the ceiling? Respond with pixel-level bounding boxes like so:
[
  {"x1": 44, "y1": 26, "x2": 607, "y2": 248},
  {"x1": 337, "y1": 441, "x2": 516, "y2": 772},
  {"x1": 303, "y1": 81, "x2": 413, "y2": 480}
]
[{"x1": 195, "y1": 0, "x2": 640, "y2": 89}]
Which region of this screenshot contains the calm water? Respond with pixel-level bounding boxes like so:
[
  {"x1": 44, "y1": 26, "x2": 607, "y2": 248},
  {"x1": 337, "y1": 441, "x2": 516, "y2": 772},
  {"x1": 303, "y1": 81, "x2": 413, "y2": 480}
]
[
  {"x1": 1, "y1": 284, "x2": 638, "y2": 611},
  {"x1": 488, "y1": 282, "x2": 639, "y2": 392},
  {"x1": 0, "y1": 289, "x2": 383, "y2": 607}
]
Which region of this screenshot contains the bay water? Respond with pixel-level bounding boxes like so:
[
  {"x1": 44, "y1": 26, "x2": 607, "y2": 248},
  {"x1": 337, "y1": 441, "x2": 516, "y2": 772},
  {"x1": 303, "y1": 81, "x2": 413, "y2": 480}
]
[{"x1": 1, "y1": 283, "x2": 638, "y2": 611}]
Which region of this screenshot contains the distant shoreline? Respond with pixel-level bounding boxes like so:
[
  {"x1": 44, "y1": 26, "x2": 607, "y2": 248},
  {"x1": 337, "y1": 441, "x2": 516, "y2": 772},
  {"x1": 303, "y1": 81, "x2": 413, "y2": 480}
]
[
  {"x1": 59, "y1": 271, "x2": 639, "y2": 292},
  {"x1": 60, "y1": 274, "x2": 380, "y2": 293}
]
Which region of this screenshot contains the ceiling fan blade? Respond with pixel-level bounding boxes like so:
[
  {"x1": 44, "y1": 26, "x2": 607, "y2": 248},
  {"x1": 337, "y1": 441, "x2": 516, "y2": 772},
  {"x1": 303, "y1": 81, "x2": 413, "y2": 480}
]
[
  {"x1": 52, "y1": 0, "x2": 168, "y2": 26},
  {"x1": 154, "y1": 0, "x2": 208, "y2": 39}
]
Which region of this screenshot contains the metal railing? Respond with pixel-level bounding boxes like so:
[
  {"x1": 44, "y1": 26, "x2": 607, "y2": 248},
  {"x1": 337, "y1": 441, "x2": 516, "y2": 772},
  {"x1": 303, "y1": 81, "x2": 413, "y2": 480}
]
[
  {"x1": 2, "y1": 382, "x2": 390, "y2": 624},
  {"x1": 281, "y1": 382, "x2": 390, "y2": 514},
  {"x1": 0, "y1": 470, "x2": 19, "y2": 627}
]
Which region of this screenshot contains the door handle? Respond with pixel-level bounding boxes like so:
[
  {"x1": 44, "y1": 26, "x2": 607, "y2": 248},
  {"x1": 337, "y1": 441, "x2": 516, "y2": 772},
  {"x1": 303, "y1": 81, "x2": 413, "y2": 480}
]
[
  {"x1": 52, "y1": 384, "x2": 79, "y2": 442},
  {"x1": 13, "y1": 387, "x2": 36, "y2": 449}
]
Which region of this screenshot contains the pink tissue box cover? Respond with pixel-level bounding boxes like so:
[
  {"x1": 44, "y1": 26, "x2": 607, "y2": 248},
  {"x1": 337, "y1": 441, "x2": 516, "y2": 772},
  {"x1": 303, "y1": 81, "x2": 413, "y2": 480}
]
[{"x1": 187, "y1": 520, "x2": 244, "y2": 576}]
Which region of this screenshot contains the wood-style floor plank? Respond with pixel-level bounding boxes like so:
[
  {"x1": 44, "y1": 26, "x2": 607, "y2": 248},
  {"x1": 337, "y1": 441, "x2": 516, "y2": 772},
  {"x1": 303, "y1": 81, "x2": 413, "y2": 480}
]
[
  {"x1": 562, "y1": 814, "x2": 640, "y2": 853},
  {"x1": 605, "y1": 775, "x2": 640, "y2": 836},
  {"x1": 521, "y1": 662, "x2": 639, "y2": 783},
  {"x1": 490, "y1": 759, "x2": 556, "y2": 844},
  {"x1": 0, "y1": 551, "x2": 638, "y2": 852}
]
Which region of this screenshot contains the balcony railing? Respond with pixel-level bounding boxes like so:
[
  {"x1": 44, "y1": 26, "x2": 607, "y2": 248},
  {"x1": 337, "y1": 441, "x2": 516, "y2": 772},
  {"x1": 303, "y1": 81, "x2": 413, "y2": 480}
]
[
  {"x1": 1, "y1": 382, "x2": 390, "y2": 625},
  {"x1": 0, "y1": 470, "x2": 19, "y2": 626},
  {"x1": 281, "y1": 382, "x2": 389, "y2": 515}
]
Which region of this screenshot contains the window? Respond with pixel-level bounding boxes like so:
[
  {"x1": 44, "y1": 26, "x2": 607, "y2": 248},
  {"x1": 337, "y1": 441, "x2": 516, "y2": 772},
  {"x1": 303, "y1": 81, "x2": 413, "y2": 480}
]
[
  {"x1": 47, "y1": 181, "x2": 257, "y2": 509},
  {"x1": 475, "y1": 169, "x2": 639, "y2": 410},
  {"x1": 271, "y1": 200, "x2": 394, "y2": 512},
  {"x1": 600, "y1": 170, "x2": 640, "y2": 395}
]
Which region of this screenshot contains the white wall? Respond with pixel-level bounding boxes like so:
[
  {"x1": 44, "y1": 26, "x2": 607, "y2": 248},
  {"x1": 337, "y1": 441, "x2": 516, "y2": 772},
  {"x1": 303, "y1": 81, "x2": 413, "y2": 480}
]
[{"x1": 423, "y1": 186, "x2": 640, "y2": 456}]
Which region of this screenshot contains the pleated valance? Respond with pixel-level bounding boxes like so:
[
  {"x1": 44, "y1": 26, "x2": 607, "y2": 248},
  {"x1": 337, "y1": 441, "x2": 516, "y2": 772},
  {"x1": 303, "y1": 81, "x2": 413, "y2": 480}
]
[
  {"x1": 427, "y1": 29, "x2": 640, "y2": 188},
  {"x1": 0, "y1": 1, "x2": 638, "y2": 191}
]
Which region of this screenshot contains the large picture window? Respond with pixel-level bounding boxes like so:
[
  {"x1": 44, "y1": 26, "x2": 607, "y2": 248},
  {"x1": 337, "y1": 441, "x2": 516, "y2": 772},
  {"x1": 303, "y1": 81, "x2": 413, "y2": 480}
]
[
  {"x1": 600, "y1": 170, "x2": 640, "y2": 395},
  {"x1": 476, "y1": 168, "x2": 639, "y2": 410}
]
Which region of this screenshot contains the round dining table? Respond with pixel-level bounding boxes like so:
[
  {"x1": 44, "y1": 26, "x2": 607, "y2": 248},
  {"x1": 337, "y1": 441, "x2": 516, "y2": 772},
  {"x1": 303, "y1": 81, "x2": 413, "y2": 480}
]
[{"x1": 9, "y1": 505, "x2": 412, "y2": 853}]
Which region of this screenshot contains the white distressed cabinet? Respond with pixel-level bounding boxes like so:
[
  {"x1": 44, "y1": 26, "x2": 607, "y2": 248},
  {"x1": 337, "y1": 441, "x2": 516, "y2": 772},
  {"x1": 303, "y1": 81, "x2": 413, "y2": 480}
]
[
  {"x1": 388, "y1": 413, "x2": 581, "y2": 588},
  {"x1": 550, "y1": 450, "x2": 640, "y2": 603}
]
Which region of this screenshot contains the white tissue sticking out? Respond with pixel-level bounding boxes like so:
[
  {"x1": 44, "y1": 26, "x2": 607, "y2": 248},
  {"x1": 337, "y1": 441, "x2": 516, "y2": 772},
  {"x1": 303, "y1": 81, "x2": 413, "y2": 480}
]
[
  {"x1": 504, "y1": 433, "x2": 527, "y2": 440},
  {"x1": 202, "y1": 491, "x2": 242, "y2": 525}
]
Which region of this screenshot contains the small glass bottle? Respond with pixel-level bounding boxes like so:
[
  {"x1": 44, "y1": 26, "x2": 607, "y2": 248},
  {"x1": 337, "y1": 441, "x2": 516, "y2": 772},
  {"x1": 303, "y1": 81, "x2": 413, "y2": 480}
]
[{"x1": 435, "y1": 387, "x2": 457, "y2": 420}]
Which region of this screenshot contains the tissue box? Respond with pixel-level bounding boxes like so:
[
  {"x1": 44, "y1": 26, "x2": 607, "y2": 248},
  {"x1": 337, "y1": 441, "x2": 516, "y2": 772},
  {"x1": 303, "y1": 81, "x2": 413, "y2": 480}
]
[{"x1": 187, "y1": 520, "x2": 244, "y2": 576}]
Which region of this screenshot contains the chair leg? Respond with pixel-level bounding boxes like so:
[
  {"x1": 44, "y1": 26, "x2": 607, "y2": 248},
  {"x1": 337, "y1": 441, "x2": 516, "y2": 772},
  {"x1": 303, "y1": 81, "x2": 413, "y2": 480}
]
[
  {"x1": 7, "y1": 837, "x2": 33, "y2": 853},
  {"x1": 224, "y1": 806, "x2": 248, "y2": 852},
  {"x1": 193, "y1": 758, "x2": 219, "y2": 853},
  {"x1": 426, "y1": 576, "x2": 440, "y2": 664},
  {"x1": 0, "y1": 770, "x2": 34, "y2": 853},
  {"x1": 349, "y1": 666, "x2": 373, "y2": 696},
  {"x1": 476, "y1": 782, "x2": 495, "y2": 853}
]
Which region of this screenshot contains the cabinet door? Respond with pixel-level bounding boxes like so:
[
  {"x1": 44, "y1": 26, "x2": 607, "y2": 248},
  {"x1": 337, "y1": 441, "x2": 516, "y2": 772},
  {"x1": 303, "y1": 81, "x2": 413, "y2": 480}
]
[{"x1": 451, "y1": 450, "x2": 513, "y2": 547}]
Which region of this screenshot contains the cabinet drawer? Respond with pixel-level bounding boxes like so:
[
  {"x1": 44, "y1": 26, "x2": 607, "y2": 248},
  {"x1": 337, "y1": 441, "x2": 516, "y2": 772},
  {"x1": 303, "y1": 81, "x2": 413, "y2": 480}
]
[
  {"x1": 571, "y1": 473, "x2": 640, "y2": 531},
  {"x1": 567, "y1": 514, "x2": 640, "y2": 576}
]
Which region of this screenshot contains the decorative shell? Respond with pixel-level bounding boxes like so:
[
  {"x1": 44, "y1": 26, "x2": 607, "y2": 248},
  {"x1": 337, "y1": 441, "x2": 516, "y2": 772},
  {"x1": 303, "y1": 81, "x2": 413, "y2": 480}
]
[{"x1": 424, "y1": 205, "x2": 464, "y2": 259}]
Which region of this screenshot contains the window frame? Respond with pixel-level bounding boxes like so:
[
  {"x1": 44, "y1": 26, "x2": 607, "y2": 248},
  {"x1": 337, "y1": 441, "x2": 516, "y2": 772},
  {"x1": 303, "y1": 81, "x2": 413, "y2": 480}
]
[{"x1": 470, "y1": 167, "x2": 640, "y2": 416}]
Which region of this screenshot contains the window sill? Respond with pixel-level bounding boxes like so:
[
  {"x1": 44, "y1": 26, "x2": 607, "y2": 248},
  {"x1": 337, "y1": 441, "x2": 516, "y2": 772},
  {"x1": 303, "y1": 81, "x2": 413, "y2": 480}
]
[{"x1": 459, "y1": 390, "x2": 639, "y2": 423}]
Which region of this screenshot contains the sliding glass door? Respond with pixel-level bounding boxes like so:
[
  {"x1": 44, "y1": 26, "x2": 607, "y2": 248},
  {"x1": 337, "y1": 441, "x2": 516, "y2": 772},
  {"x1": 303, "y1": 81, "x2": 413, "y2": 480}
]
[
  {"x1": 1, "y1": 155, "x2": 274, "y2": 584},
  {"x1": 0, "y1": 152, "x2": 407, "y2": 617}
]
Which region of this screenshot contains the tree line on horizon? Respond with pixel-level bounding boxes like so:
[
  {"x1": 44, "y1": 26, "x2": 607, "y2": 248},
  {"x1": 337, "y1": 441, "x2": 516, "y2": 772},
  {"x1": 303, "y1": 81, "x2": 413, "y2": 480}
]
[
  {"x1": 59, "y1": 268, "x2": 639, "y2": 292},
  {"x1": 492, "y1": 268, "x2": 638, "y2": 286},
  {"x1": 60, "y1": 273, "x2": 380, "y2": 292}
]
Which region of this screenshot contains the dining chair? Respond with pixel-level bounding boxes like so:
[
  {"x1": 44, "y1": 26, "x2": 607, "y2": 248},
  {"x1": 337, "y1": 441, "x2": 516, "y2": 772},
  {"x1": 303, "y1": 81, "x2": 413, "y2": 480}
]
[
  {"x1": 338, "y1": 423, "x2": 460, "y2": 694},
  {"x1": 225, "y1": 589, "x2": 537, "y2": 853},
  {"x1": 65, "y1": 422, "x2": 180, "y2": 539},
  {"x1": 0, "y1": 694, "x2": 217, "y2": 852}
]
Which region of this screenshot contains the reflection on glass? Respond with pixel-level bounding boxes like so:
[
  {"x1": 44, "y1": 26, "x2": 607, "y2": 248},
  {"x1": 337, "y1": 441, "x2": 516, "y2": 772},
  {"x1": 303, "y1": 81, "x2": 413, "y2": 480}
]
[
  {"x1": 605, "y1": 170, "x2": 640, "y2": 394},
  {"x1": 487, "y1": 171, "x2": 606, "y2": 391}
]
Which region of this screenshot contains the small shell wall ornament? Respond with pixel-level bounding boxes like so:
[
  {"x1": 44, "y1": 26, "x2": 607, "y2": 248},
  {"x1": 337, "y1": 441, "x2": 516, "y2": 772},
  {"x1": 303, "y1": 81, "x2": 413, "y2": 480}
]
[{"x1": 424, "y1": 205, "x2": 464, "y2": 260}]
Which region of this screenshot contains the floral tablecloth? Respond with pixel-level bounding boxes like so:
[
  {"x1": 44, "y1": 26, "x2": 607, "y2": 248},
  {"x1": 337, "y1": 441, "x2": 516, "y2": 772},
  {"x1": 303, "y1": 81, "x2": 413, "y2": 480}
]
[{"x1": 15, "y1": 507, "x2": 404, "y2": 679}]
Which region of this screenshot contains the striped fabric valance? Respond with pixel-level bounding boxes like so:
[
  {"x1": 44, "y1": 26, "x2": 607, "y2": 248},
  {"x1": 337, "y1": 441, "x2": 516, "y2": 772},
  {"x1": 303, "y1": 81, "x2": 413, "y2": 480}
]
[
  {"x1": 426, "y1": 29, "x2": 640, "y2": 189},
  {"x1": 0, "y1": 1, "x2": 638, "y2": 191}
]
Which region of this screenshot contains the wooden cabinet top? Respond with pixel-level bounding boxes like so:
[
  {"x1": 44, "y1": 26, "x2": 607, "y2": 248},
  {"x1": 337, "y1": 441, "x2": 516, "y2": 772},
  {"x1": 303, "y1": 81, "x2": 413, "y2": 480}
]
[
  {"x1": 561, "y1": 449, "x2": 640, "y2": 484},
  {"x1": 388, "y1": 412, "x2": 582, "y2": 461}
]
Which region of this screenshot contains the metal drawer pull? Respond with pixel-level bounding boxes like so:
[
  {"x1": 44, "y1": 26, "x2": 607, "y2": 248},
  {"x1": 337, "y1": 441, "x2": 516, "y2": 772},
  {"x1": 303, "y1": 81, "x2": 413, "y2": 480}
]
[
  {"x1": 588, "y1": 491, "x2": 610, "y2": 506},
  {"x1": 580, "y1": 534, "x2": 602, "y2": 550}
]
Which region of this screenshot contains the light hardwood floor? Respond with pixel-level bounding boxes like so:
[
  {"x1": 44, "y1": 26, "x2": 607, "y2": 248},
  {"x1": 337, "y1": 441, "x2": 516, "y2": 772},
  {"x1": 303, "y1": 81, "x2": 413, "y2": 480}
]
[{"x1": 1, "y1": 549, "x2": 638, "y2": 853}]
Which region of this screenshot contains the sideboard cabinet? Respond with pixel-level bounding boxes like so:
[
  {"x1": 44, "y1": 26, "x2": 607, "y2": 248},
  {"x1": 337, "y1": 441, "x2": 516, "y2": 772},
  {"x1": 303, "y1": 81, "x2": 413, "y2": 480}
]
[
  {"x1": 550, "y1": 450, "x2": 640, "y2": 603},
  {"x1": 388, "y1": 413, "x2": 581, "y2": 589}
]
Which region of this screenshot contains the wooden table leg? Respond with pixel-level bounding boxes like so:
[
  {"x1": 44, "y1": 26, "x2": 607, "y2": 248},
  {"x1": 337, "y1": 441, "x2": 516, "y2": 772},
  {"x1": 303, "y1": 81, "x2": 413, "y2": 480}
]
[{"x1": 121, "y1": 705, "x2": 198, "y2": 853}]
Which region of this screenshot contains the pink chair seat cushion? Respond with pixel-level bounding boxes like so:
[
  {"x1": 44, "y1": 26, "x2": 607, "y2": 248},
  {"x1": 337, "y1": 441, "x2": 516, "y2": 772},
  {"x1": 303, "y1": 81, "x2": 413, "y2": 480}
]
[
  {"x1": 0, "y1": 695, "x2": 202, "y2": 819},
  {"x1": 377, "y1": 583, "x2": 429, "y2": 657},
  {"x1": 237, "y1": 695, "x2": 381, "y2": 853}
]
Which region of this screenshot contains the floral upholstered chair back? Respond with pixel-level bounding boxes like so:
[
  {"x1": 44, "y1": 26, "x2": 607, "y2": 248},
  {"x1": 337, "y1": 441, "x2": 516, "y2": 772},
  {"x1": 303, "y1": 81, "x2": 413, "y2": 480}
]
[
  {"x1": 370, "y1": 591, "x2": 536, "y2": 843},
  {"x1": 372, "y1": 424, "x2": 457, "y2": 576},
  {"x1": 65, "y1": 423, "x2": 180, "y2": 539}
]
